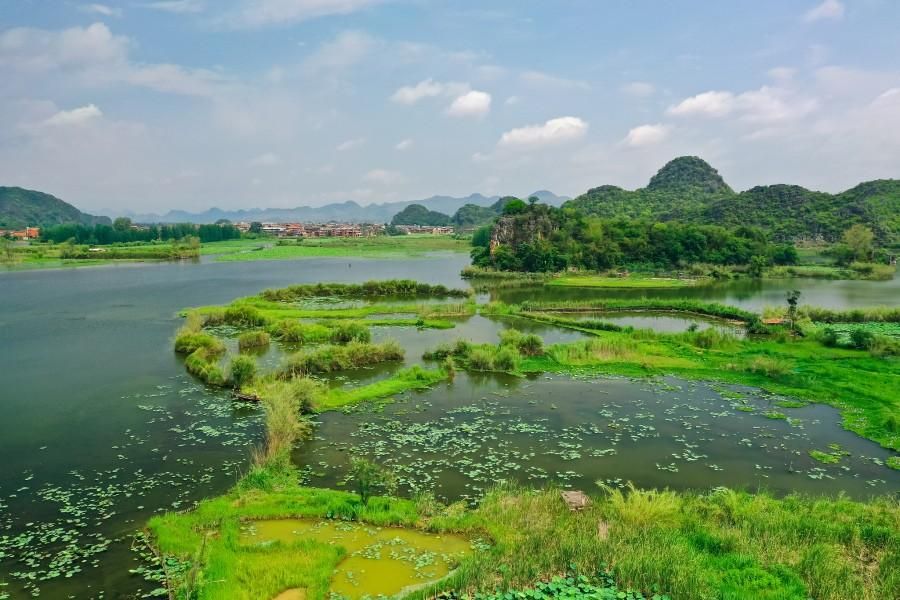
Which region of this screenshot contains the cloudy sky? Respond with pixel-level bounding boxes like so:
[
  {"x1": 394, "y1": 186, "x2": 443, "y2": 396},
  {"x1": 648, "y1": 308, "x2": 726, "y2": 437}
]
[{"x1": 1, "y1": 0, "x2": 899, "y2": 213}]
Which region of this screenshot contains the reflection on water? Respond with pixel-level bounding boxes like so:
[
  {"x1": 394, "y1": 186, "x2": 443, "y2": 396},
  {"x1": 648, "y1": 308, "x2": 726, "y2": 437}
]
[{"x1": 492, "y1": 275, "x2": 900, "y2": 312}]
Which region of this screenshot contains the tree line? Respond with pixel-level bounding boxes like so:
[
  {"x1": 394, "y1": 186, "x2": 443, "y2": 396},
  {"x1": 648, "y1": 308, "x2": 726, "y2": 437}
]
[
  {"x1": 40, "y1": 218, "x2": 241, "y2": 245},
  {"x1": 471, "y1": 201, "x2": 798, "y2": 272}
]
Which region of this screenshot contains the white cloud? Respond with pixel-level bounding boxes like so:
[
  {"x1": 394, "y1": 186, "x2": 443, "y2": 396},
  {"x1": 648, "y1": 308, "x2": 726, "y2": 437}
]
[
  {"x1": 0, "y1": 22, "x2": 227, "y2": 97},
  {"x1": 389, "y1": 78, "x2": 469, "y2": 105},
  {"x1": 505, "y1": 95, "x2": 520, "y2": 105},
  {"x1": 667, "y1": 91, "x2": 735, "y2": 117},
  {"x1": 446, "y1": 90, "x2": 491, "y2": 118},
  {"x1": 218, "y1": 0, "x2": 383, "y2": 29},
  {"x1": 336, "y1": 137, "x2": 365, "y2": 151},
  {"x1": 803, "y1": 0, "x2": 844, "y2": 23},
  {"x1": 363, "y1": 168, "x2": 403, "y2": 184},
  {"x1": 520, "y1": 70, "x2": 589, "y2": 90},
  {"x1": 302, "y1": 30, "x2": 376, "y2": 74},
  {"x1": 498, "y1": 116, "x2": 588, "y2": 149},
  {"x1": 248, "y1": 152, "x2": 281, "y2": 166},
  {"x1": 620, "y1": 81, "x2": 655, "y2": 97},
  {"x1": 80, "y1": 4, "x2": 123, "y2": 17},
  {"x1": 43, "y1": 104, "x2": 103, "y2": 126},
  {"x1": 0, "y1": 22, "x2": 129, "y2": 72},
  {"x1": 668, "y1": 87, "x2": 818, "y2": 123},
  {"x1": 623, "y1": 123, "x2": 670, "y2": 147},
  {"x1": 390, "y1": 79, "x2": 446, "y2": 104},
  {"x1": 395, "y1": 138, "x2": 413, "y2": 150}
]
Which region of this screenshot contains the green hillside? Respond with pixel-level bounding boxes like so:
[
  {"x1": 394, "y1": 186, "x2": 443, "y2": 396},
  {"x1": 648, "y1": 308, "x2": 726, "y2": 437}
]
[
  {"x1": 566, "y1": 157, "x2": 900, "y2": 245},
  {"x1": 0, "y1": 186, "x2": 110, "y2": 229},
  {"x1": 390, "y1": 203, "x2": 450, "y2": 226}
]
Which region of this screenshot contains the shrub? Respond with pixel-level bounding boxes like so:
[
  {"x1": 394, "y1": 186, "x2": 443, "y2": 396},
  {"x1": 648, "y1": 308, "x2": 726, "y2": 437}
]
[
  {"x1": 237, "y1": 330, "x2": 270, "y2": 352},
  {"x1": 280, "y1": 340, "x2": 404, "y2": 378},
  {"x1": 228, "y1": 355, "x2": 257, "y2": 389},
  {"x1": 493, "y1": 347, "x2": 520, "y2": 372},
  {"x1": 819, "y1": 327, "x2": 839, "y2": 347},
  {"x1": 328, "y1": 320, "x2": 371, "y2": 344},
  {"x1": 517, "y1": 333, "x2": 544, "y2": 356},
  {"x1": 849, "y1": 328, "x2": 875, "y2": 350},
  {"x1": 423, "y1": 343, "x2": 453, "y2": 360},
  {"x1": 174, "y1": 331, "x2": 225, "y2": 355},
  {"x1": 468, "y1": 348, "x2": 494, "y2": 371},
  {"x1": 747, "y1": 356, "x2": 791, "y2": 378},
  {"x1": 223, "y1": 305, "x2": 267, "y2": 327},
  {"x1": 184, "y1": 347, "x2": 226, "y2": 386},
  {"x1": 348, "y1": 457, "x2": 397, "y2": 506},
  {"x1": 499, "y1": 328, "x2": 524, "y2": 347}
]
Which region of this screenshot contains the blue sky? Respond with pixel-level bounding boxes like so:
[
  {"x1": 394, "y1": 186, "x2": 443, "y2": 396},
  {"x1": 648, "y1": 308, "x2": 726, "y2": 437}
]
[{"x1": 1, "y1": 0, "x2": 898, "y2": 213}]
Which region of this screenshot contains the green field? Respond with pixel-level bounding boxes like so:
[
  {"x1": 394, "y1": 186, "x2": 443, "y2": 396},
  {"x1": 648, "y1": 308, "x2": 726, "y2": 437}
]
[
  {"x1": 547, "y1": 275, "x2": 706, "y2": 289},
  {"x1": 207, "y1": 235, "x2": 468, "y2": 262}
]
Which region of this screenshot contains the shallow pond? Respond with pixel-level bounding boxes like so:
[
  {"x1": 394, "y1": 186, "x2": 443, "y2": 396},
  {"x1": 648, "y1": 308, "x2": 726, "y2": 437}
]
[
  {"x1": 241, "y1": 519, "x2": 472, "y2": 599},
  {"x1": 0, "y1": 254, "x2": 897, "y2": 598},
  {"x1": 296, "y1": 372, "x2": 898, "y2": 503}
]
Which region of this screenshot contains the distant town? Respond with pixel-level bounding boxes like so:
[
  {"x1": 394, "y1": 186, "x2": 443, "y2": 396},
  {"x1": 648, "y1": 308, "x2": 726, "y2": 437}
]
[{"x1": 233, "y1": 222, "x2": 455, "y2": 237}]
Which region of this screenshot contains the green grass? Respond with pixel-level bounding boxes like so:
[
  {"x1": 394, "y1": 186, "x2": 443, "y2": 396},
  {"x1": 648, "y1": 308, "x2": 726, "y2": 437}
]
[
  {"x1": 548, "y1": 275, "x2": 707, "y2": 289},
  {"x1": 321, "y1": 365, "x2": 449, "y2": 410},
  {"x1": 484, "y1": 299, "x2": 759, "y2": 325},
  {"x1": 211, "y1": 235, "x2": 468, "y2": 262},
  {"x1": 146, "y1": 473, "x2": 900, "y2": 600}
]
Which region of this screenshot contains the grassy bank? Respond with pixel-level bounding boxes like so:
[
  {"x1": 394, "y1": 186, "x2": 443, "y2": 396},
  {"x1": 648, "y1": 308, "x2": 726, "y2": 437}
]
[
  {"x1": 547, "y1": 275, "x2": 707, "y2": 289},
  {"x1": 212, "y1": 234, "x2": 468, "y2": 262},
  {"x1": 145, "y1": 463, "x2": 900, "y2": 600},
  {"x1": 1, "y1": 240, "x2": 199, "y2": 271},
  {"x1": 484, "y1": 299, "x2": 759, "y2": 325}
]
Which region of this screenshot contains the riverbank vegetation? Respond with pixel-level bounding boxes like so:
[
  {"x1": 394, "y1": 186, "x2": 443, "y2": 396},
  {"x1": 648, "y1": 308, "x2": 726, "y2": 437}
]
[
  {"x1": 211, "y1": 234, "x2": 468, "y2": 262},
  {"x1": 144, "y1": 405, "x2": 900, "y2": 600}
]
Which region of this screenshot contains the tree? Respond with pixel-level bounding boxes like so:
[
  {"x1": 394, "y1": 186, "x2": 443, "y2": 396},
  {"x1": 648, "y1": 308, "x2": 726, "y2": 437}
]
[
  {"x1": 842, "y1": 224, "x2": 874, "y2": 261},
  {"x1": 349, "y1": 457, "x2": 397, "y2": 505},
  {"x1": 786, "y1": 290, "x2": 801, "y2": 332},
  {"x1": 0, "y1": 237, "x2": 14, "y2": 264},
  {"x1": 748, "y1": 255, "x2": 768, "y2": 278},
  {"x1": 113, "y1": 217, "x2": 132, "y2": 231},
  {"x1": 249, "y1": 222, "x2": 263, "y2": 234}
]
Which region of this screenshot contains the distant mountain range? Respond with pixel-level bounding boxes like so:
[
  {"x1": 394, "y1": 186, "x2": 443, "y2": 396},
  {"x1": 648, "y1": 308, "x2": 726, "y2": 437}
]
[
  {"x1": 117, "y1": 190, "x2": 570, "y2": 224},
  {"x1": 0, "y1": 187, "x2": 110, "y2": 229},
  {"x1": 566, "y1": 156, "x2": 900, "y2": 244}
]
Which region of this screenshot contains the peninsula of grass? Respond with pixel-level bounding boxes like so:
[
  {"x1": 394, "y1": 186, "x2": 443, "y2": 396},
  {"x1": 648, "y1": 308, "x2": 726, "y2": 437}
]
[
  {"x1": 211, "y1": 234, "x2": 469, "y2": 262},
  {"x1": 547, "y1": 274, "x2": 707, "y2": 289},
  {"x1": 485, "y1": 299, "x2": 759, "y2": 325}
]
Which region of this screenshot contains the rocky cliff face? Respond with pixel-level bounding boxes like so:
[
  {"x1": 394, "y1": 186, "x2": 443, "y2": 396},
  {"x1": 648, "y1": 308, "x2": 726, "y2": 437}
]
[{"x1": 489, "y1": 212, "x2": 556, "y2": 256}]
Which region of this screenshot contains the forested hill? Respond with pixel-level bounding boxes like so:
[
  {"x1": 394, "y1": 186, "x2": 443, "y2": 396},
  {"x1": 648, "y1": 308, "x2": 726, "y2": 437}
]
[
  {"x1": 0, "y1": 187, "x2": 110, "y2": 229},
  {"x1": 565, "y1": 157, "x2": 900, "y2": 245}
]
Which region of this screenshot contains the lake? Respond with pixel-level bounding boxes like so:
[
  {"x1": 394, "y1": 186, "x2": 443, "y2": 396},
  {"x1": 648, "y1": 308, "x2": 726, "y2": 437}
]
[{"x1": 0, "y1": 256, "x2": 897, "y2": 598}]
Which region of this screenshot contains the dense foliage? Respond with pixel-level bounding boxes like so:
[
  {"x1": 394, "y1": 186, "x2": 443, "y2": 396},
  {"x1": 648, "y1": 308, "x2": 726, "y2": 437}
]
[
  {"x1": 40, "y1": 221, "x2": 241, "y2": 244},
  {"x1": 451, "y1": 196, "x2": 519, "y2": 228},
  {"x1": 566, "y1": 157, "x2": 900, "y2": 245},
  {"x1": 0, "y1": 186, "x2": 110, "y2": 229},
  {"x1": 390, "y1": 203, "x2": 451, "y2": 226},
  {"x1": 472, "y1": 202, "x2": 797, "y2": 272}
]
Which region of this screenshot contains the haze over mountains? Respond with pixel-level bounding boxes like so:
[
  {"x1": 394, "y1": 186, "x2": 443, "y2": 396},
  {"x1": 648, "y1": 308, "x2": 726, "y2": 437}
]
[{"x1": 114, "y1": 190, "x2": 571, "y2": 224}]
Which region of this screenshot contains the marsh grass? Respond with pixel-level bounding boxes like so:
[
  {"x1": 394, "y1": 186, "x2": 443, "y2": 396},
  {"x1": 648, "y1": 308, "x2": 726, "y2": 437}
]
[
  {"x1": 237, "y1": 330, "x2": 271, "y2": 352},
  {"x1": 148, "y1": 477, "x2": 900, "y2": 600},
  {"x1": 260, "y1": 279, "x2": 470, "y2": 302},
  {"x1": 280, "y1": 340, "x2": 404, "y2": 378}
]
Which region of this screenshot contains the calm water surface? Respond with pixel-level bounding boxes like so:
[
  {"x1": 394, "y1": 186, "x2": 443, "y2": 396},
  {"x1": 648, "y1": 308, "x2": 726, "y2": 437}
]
[{"x1": 0, "y1": 257, "x2": 897, "y2": 598}]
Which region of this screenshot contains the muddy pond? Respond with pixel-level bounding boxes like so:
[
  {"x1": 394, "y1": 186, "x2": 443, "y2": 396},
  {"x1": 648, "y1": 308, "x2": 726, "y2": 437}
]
[{"x1": 0, "y1": 255, "x2": 897, "y2": 598}]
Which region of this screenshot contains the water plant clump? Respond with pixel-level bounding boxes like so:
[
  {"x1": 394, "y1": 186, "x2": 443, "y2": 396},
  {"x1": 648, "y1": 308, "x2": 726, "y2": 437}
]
[
  {"x1": 260, "y1": 279, "x2": 471, "y2": 302},
  {"x1": 280, "y1": 340, "x2": 404, "y2": 378},
  {"x1": 237, "y1": 330, "x2": 271, "y2": 351}
]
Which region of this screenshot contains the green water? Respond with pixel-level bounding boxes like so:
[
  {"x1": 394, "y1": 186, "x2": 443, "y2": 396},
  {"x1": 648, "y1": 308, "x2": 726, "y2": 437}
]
[
  {"x1": 241, "y1": 519, "x2": 471, "y2": 599},
  {"x1": 0, "y1": 257, "x2": 897, "y2": 598}
]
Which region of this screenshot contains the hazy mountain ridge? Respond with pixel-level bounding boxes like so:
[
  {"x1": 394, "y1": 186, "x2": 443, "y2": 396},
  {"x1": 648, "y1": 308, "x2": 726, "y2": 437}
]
[{"x1": 122, "y1": 191, "x2": 570, "y2": 224}]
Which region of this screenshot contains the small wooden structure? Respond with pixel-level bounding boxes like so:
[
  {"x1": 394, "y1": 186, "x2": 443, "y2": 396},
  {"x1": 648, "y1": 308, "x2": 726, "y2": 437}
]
[
  {"x1": 232, "y1": 391, "x2": 260, "y2": 403},
  {"x1": 560, "y1": 490, "x2": 590, "y2": 511}
]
